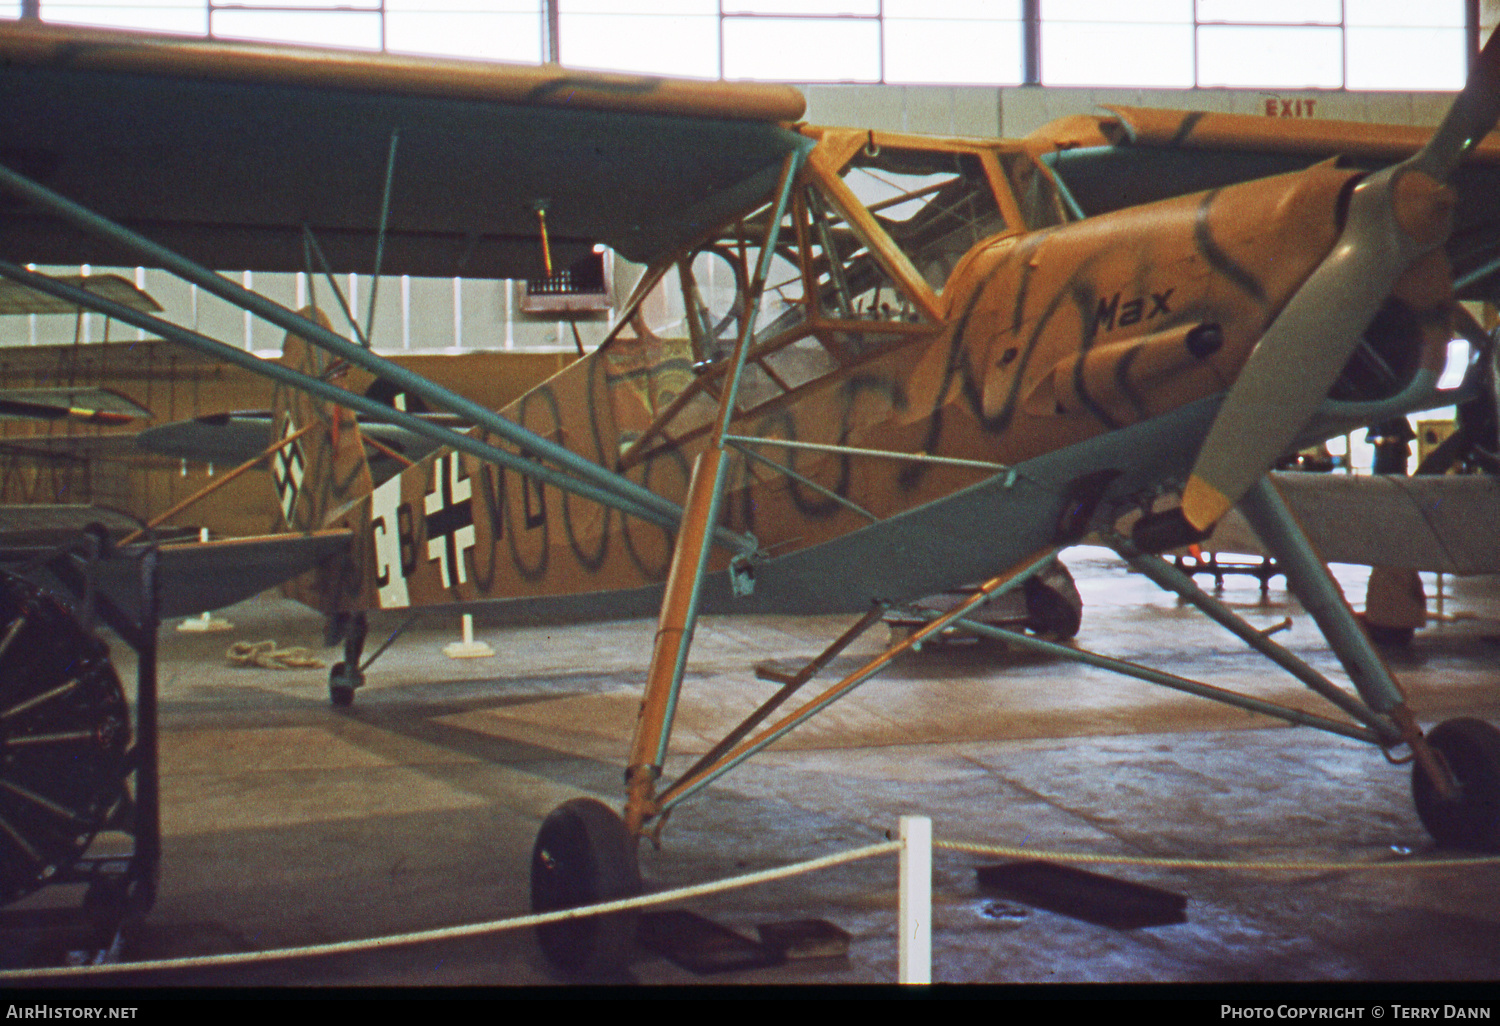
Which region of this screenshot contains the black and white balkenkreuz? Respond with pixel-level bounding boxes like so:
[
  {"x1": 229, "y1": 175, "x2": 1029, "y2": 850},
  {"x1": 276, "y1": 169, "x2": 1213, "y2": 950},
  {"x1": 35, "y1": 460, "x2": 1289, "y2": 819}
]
[
  {"x1": 273, "y1": 416, "x2": 305, "y2": 526},
  {"x1": 425, "y1": 452, "x2": 476, "y2": 589}
]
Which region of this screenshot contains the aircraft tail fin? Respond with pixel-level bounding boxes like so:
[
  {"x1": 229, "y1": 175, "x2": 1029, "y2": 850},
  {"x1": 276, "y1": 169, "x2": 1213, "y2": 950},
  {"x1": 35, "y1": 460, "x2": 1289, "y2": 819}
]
[{"x1": 270, "y1": 309, "x2": 376, "y2": 615}]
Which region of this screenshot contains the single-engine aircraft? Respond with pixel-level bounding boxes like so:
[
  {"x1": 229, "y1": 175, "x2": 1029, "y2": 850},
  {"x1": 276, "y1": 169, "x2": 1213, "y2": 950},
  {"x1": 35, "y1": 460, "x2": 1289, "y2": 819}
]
[{"x1": 4, "y1": 20, "x2": 1500, "y2": 976}]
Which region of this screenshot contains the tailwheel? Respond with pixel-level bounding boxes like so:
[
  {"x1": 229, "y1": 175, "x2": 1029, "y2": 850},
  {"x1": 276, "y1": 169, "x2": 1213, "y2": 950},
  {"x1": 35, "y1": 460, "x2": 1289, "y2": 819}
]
[
  {"x1": 0, "y1": 571, "x2": 130, "y2": 906},
  {"x1": 328, "y1": 661, "x2": 362, "y2": 708},
  {"x1": 1413, "y1": 718, "x2": 1500, "y2": 851},
  {"x1": 328, "y1": 611, "x2": 367, "y2": 708},
  {"x1": 530, "y1": 798, "x2": 641, "y2": 977}
]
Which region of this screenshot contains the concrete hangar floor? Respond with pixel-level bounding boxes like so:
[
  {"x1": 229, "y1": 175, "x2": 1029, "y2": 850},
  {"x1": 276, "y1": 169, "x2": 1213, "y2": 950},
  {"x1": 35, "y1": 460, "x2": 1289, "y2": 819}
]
[{"x1": 4, "y1": 547, "x2": 1500, "y2": 988}]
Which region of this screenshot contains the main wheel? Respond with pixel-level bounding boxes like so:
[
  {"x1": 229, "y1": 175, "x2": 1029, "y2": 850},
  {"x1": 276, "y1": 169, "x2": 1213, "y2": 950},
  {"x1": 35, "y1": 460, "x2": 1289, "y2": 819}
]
[
  {"x1": 1413, "y1": 718, "x2": 1500, "y2": 851},
  {"x1": 530, "y1": 798, "x2": 641, "y2": 976},
  {"x1": 1023, "y1": 560, "x2": 1083, "y2": 640}
]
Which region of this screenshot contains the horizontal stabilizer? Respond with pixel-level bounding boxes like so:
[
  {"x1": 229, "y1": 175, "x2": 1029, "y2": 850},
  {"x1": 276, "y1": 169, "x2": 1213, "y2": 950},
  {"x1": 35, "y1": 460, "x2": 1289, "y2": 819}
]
[
  {"x1": 138, "y1": 411, "x2": 446, "y2": 483},
  {"x1": 0, "y1": 525, "x2": 353, "y2": 619},
  {"x1": 0, "y1": 433, "x2": 150, "y2": 465},
  {"x1": 0, "y1": 504, "x2": 154, "y2": 544},
  {"x1": 135, "y1": 412, "x2": 274, "y2": 465},
  {"x1": 152, "y1": 530, "x2": 354, "y2": 617}
]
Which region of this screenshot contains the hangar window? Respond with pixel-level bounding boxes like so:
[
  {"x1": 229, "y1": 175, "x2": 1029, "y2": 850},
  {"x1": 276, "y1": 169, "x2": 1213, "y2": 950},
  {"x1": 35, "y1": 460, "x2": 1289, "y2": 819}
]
[
  {"x1": 1197, "y1": 24, "x2": 1344, "y2": 90},
  {"x1": 1041, "y1": 0, "x2": 1196, "y2": 88},
  {"x1": 38, "y1": 0, "x2": 207, "y2": 35},
  {"x1": 29, "y1": 1, "x2": 1477, "y2": 92},
  {"x1": 211, "y1": 5, "x2": 383, "y2": 51},
  {"x1": 883, "y1": 0, "x2": 1024, "y2": 86},
  {"x1": 559, "y1": 0, "x2": 717, "y2": 79},
  {"x1": 1195, "y1": 0, "x2": 1467, "y2": 92},
  {"x1": 386, "y1": 1, "x2": 545, "y2": 63},
  {"x1": 722, "y1": 10, "x2": 882, "y2": 83}
]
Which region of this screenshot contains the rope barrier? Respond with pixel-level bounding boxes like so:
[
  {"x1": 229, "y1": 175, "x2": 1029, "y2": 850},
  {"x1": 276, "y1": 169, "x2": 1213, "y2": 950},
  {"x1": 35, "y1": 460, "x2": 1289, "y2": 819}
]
[
  {"x1": 0, "y1": 841, "x2": 899, "y2": 979},
  {"x1": 935, "y1": 839, "x2": 1500, "y2": 873},
  {"x1": 5, "y1": 828, "x2": 1497, "y2": 981}
]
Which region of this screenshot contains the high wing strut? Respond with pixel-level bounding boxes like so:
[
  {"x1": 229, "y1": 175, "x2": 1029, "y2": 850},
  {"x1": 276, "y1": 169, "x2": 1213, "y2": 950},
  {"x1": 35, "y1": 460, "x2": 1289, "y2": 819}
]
[
  {"x1": 0, "y1": 260, "x2": 680, "y2": 542},
  {"x1": 0, "y1": 161, "x2": 757, "y2": 558},
  {"x1": 625, "y1": 151, "x2": 805, "y2": 836}
]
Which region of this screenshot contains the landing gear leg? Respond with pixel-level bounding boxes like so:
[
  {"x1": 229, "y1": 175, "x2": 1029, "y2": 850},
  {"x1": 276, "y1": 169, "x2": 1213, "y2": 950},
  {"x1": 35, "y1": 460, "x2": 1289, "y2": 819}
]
[
  {"x1": 527, "y1": 154, "x2": 801, "y2": 978},
  {"x1": 1238, "y1": 479, "x2": 1500, "y2": 850},
  {"x1": 328, "y1": 612, "x2": 367, "y2": 708},
  {"x1": 530, "y1": 798, "x2": 641, "y2": 976}
]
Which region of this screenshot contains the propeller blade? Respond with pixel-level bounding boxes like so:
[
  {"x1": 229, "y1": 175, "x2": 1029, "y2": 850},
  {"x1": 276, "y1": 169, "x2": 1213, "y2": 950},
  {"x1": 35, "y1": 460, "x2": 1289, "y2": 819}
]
[
  {"x1": 1173, "y1": 29, "x2": 1500, "y2": 536},
  {"x1": 1411, "y1": 28, "x2": 1500, "y2": 182}
]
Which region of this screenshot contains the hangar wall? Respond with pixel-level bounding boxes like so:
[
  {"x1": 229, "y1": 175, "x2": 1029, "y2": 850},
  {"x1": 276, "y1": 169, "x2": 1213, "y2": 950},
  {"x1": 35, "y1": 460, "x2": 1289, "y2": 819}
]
[{"x1": 801, "y1": 81, "x2": 1457, "y2": 140}]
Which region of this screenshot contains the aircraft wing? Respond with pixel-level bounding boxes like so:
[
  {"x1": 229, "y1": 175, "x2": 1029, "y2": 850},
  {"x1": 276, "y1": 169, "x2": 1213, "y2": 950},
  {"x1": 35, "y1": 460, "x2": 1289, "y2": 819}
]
[
  {"x1": 0, "y1": 432, "x2": 151, "y2": 465},
  {"x1": 148, "y1": 530, "x2": 354, "y2": 617},
  {"x1": 0, "y1": 504, "x2": 159, "y2": 545},
  {"x1": 1185, "y1": 473, "x2": 1500, "y2": 575},
  {"x1": 0, "y1": 21, "x2": 807, "y2": 279},
  {"x1": 1273, "y1": 472, "x2": 1500, "y2": 575},
  {"x1": 1033, "y1": 106, "x2": 1500, "y2": 298}
]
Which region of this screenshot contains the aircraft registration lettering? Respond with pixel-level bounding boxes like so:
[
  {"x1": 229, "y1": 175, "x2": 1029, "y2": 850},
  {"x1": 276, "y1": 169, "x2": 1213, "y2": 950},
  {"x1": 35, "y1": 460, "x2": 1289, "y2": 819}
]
[{"x1": 371, "y1": 474, "x2": 410, "y2": 609}]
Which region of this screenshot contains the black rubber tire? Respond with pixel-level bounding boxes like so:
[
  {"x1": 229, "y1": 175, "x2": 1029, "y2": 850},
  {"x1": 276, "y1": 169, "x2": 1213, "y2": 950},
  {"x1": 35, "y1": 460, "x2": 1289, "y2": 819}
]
[
  {"x1": 1413, "y1": 718, "x2": 1500, "y2": 851},
  {"x1": 1365, "y1": 622, "x2": 1416, "y2": 648},
  {"x1": 83, "y1": 874, "x2": 140, "y2": 932},
  {"x1": 1023, "y1": 561, "x2": 1083, "y2": 640},
  {"x1": 530, "y1": 798, "x2": 641, "y2": 976}
]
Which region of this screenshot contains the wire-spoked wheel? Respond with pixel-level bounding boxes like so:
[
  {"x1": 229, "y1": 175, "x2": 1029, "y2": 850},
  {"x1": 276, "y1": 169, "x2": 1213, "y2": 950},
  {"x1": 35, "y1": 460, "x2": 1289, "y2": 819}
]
[
  {"x1": 530, "y1": 798, "x2": 641, "y2": 977},
  {"x1": 1413, "y1": 718, "x2": 1500, "y2": 852},
  {"x1": 0, "y1": 570, "x2": 130, "y2": 905}
]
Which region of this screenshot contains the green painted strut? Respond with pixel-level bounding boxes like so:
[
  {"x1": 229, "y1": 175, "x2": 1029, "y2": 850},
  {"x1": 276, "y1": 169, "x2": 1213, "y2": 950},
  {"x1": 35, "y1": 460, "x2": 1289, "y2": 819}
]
[
  {"x1": 642, "y1": 146, "x2": 807, "y2": 770},
  {"x1": 1106, "y1": 531, "x2": 1400, "y2": 742},
  {"x1": 0, "y1": 161, "x2": 758, "y2": 559},
  {"x1": 947, "y1": 614, "x2": 1382, "y2": 744},
  {"x1": 0, "y1": 261, "x2": 673, "y2": 534}
]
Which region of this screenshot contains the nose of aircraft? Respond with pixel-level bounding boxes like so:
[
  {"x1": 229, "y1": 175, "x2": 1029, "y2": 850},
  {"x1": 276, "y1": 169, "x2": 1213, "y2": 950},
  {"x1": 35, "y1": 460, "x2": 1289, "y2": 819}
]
[{"x1": 1161, "y1": 27, "x2": 1500, "y2": 545}]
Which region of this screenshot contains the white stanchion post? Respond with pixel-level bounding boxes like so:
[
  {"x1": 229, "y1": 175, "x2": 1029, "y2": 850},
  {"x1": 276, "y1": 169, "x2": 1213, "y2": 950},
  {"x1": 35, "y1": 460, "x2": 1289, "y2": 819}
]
[
  {"x1": 443, "y1": 613, "x2": 494, "y2": 658},
  {"x1": 898, "y1": 815, "x2": 932, "y2": 984}
]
